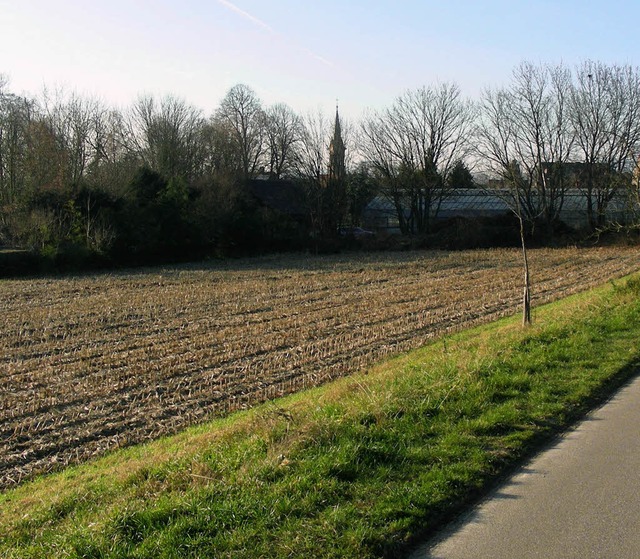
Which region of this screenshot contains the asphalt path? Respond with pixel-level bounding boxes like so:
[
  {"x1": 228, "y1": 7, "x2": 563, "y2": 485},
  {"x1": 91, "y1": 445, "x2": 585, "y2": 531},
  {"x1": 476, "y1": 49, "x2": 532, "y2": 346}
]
[{"x1": 408, "y1": 373, "x2": 640, "y2": 559}]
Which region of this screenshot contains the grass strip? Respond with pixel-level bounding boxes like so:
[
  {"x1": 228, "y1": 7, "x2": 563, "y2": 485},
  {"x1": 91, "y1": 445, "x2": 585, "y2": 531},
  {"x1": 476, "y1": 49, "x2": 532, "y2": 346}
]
[{"x1": 1, "y1": 275, "x2": 640, "y2": 558}]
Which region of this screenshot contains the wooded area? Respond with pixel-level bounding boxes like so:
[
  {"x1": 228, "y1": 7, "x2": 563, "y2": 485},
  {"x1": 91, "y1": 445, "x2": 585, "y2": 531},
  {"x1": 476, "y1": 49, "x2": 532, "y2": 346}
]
[{"x1": 1, "y1": 60, "x2": 640, "y2": 272}]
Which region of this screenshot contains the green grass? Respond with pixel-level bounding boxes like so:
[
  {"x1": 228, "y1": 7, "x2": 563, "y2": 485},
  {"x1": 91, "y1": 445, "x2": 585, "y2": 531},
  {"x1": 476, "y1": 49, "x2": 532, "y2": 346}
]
[{"x1": 2, "y1": 275, "x2": 640, "y2": 558}]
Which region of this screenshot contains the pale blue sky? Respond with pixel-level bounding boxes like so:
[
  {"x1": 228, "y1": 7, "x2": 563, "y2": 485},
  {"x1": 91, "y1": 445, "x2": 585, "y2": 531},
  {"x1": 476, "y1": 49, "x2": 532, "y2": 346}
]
[{"x1": 1, "y1": 0, "x2": 639, "y2": 120}]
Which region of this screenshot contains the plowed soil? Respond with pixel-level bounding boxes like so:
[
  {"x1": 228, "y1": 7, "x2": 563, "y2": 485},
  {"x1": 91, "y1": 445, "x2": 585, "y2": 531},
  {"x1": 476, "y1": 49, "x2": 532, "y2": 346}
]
[{"x1": 2, "y1": 247, "x2": 639, "y2": 489}]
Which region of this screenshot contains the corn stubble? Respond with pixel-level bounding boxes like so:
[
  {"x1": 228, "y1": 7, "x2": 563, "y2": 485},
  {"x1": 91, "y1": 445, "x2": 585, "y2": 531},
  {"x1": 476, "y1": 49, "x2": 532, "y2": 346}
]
[{"x1": 1, "y1": 247, "x2": 638, "y2": 489}]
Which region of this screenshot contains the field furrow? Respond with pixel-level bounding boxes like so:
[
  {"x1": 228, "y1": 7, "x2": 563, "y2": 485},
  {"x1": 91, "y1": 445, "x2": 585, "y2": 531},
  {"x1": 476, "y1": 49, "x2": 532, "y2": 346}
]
[{"x1": 1, "y1": 247, "x2": 639, "y2": 489}]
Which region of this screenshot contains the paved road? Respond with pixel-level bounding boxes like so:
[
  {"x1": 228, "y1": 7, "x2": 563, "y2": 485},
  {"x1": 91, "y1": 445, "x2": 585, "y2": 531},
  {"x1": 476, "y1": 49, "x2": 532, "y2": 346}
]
[{"x1": 408, "y1": 374, "x2": 640, "y2": 559}]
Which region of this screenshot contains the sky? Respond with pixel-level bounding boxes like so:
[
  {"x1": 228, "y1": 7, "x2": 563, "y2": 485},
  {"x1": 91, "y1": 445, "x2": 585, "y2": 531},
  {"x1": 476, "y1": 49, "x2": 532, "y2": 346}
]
[{"x1": 1, "y1": 0, "x2": 640, "y2": 122}]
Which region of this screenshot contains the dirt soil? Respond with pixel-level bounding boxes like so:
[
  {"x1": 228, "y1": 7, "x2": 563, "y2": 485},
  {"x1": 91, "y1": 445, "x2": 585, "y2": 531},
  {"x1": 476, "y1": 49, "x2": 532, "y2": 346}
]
[{"x1": 2, "y1": 248, "x2": 639, "y2": 490}]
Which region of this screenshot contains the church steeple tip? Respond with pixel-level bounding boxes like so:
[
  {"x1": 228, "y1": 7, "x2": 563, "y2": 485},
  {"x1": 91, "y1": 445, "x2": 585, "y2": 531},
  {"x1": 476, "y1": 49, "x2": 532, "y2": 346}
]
[
  {"x1": 334, "y1": 100, "x2": 341, "y2": 136},
  {"x1": 329, "y1": 99, "x2": 345, "y2": 183}
]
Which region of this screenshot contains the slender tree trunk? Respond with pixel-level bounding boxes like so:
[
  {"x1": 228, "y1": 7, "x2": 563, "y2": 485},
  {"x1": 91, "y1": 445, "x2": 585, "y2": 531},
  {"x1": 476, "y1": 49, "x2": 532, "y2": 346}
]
[
  {"x1": 519, "y1": 213, "x2": 532, "y2": 325},
  {"x1": 86, "y1": 191, "x2": 92, "y2": 246}
]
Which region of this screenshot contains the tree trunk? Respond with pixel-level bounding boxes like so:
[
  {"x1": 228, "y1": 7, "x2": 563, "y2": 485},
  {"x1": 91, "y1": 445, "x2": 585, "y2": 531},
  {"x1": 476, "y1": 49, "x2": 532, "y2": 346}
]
[{"x1": 519, "y1": 213, "x2": 532, "y2": 325}]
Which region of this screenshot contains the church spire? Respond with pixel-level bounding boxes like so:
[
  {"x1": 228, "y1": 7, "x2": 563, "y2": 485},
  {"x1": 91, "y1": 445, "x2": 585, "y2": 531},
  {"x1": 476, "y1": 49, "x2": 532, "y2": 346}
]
[
  {"x1": 328, "y1": 102, "x2": 345, "y2": 183},
  {"x1": 321, "y1": 101, "x2": 348, "y2": 236}
]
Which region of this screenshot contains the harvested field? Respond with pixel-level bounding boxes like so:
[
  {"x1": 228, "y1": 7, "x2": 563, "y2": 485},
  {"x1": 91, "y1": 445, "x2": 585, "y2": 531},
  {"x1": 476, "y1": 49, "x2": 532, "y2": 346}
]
[{"x1": 1, "y1": 247, "x2": 639, "y2": 489}]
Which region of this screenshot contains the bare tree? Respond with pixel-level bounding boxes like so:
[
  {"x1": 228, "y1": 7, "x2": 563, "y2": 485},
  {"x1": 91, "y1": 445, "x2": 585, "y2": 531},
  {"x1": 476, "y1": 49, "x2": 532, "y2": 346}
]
[
  {"x1": 570, "y1": 61, "x2": 640, "y2": 229},
  {"x1": 0, "y1": 85, "x2": 34, "y2": 208},
  {"x1": 199, "y1": 117, "x2": 244, "y2": 180},
  {"x1": 360, "y1": 83, "x2": 475, "y2": 235},
  {"x1": 264, "y1": 103, "x2": 303, "y2": 179},
  {"x1": 293, "y1": 110, "x2": 331, "y2": 235},
  {"x1": 215, "y1": 84, "x2": 266, "y2": 180},
  {"x1": 38, "y1": 89, "x2": 113, "y2": 188},
  {"x1": 126, "y1": 94, "x2": 205, "y2": 181},
  {"x1": 477, "y1": 62, "x2": 574, "y2": 234},
  {"x1": 477, "y1": 62, "x2": 576, "y2": 324}
]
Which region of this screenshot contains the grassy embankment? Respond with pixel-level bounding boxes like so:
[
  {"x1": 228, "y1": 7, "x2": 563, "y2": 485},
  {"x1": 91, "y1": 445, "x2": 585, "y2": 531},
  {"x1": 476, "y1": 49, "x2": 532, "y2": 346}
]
[{"x1": 2, "y1": 275, "x2": 640, "y2": 559}]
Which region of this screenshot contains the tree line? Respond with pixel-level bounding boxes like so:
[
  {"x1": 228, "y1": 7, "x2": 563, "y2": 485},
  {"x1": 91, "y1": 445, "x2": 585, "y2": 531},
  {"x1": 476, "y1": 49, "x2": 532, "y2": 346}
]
[
  {"x1": 1, "y1": 60, "x2": 639, "y2": 271},
  {"x1": 362, "y1": 61, "x2": 640, "y2": 237},
  {"x1": 0, "y1": 81, "x2": 365, "y2": 269}
]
